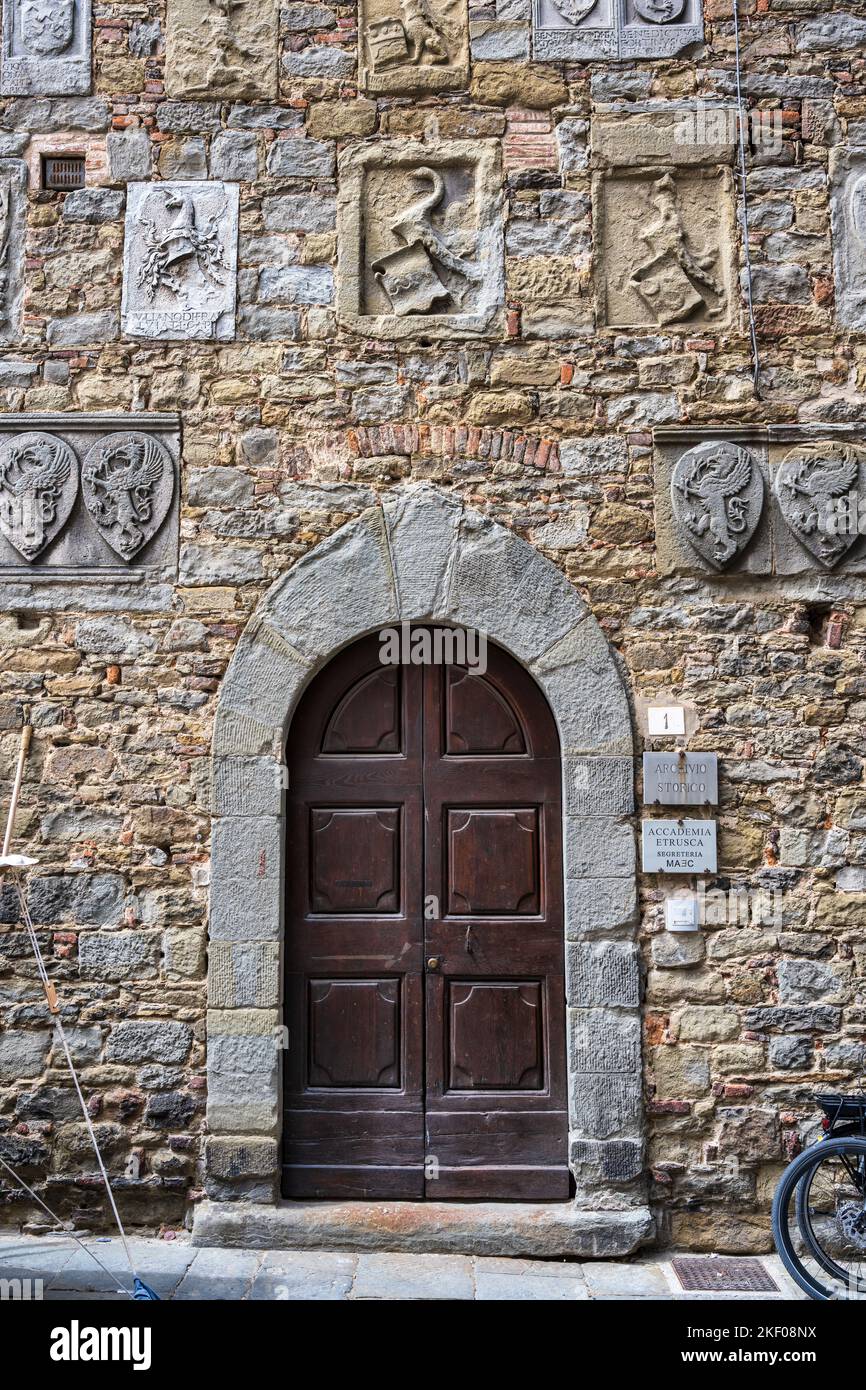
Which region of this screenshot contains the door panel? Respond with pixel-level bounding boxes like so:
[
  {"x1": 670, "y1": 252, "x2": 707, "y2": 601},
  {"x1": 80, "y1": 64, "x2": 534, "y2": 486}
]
[
  {"x1": 422, "y1": 647, "x2": 568, "y2": 1200},
  {"x1": 448, "y1": 981, "x2": 544, "y2": 1090},
  {"x1": 283, "y1": 631, "x2": 568, "y2": 1202},
  {"x1": 321, "y1": 666, "x2": 402, "y2": 753},
  {"x1": 309, "y1": 807, "x2": 401, "y2": 914},
  {"x1": 308, "y1": 979, "x2": 401, "y2": 1088},
  {"x1": 446, "y1": 807, "x2": 540, "y2": 915},
  {"x1": 283, "y1": 639, "x2": 424, "y2": 1199}
]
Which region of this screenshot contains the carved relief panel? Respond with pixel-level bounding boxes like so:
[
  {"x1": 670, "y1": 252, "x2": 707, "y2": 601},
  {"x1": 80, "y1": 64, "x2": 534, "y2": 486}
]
[
  {"x1": 0, "y1": 413, "x2": 180, "y2": 582},
  {"x1": 654, "y1": 429, "x2": 770, "y2": 577},
  {"x1": 1, "y1": 0, "x2": 91, "y2": 95},
  {"x1": 533, "y1": 0, "x2": 616, "y2": 59},
  {"x1": 533, "y1": 0, "x2": 701, "y2": 60},
  {"x1": 336, "y1": 139, "x2": 504, "y2": 340},
  {"x1": 770, "y1": 428, "x2": 866, "y2": 576},
  {"x1": 594, "y1": 166, "x2": 735, "y2": 332},
  {"x1": 619, "y1": 0, "x2": 702, "y2": 58},
  {"x1": 670, "y1": 441, "x2": 765, "y2": 571},
  {"x1": 121, "y1": 182, "x2": 239, "y2": 342},
  {"x1": 830, "y1": 148, "x2": 866, "y2": 333},
  {"x1": 359, "y1": 0, "x2": 468, "y2": 94},
  {"x1": 0, "y1": 160, "x2": 27, "y2": 346},
  {"x1": 165, "y1": 0, "x2": 278, "y2": 101},
  {"x1": 655, "y1": 426, "x2": 866, "y2": 577}
]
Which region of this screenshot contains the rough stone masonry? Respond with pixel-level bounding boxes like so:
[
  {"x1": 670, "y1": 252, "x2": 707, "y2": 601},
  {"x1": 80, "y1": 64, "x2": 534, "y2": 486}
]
[{"x1": 1, "y1": 0, "x2": 866, "y2": 1255}]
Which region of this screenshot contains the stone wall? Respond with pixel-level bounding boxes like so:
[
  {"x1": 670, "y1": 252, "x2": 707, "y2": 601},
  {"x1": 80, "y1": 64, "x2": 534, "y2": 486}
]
[{"x1": 0, "y1": 0, "x2": 866, "y2": 1250}]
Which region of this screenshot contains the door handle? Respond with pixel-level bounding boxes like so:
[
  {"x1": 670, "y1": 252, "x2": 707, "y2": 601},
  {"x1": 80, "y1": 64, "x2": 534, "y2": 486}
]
[{"x1": 426, "y1": 956, "x2": 442, "y2": 971}]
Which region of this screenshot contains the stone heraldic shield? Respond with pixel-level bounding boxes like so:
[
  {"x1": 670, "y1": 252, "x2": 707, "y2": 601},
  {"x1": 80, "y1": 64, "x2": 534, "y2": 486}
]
[
  {"x1": 774, "y1": 443, "x2": 865, "y2": 570},
  {"x1": 82, "y1": 432, "x2": 176, "y2": 562},
  {"x1": 551, "y1": 0, "x2": 600, "y2": 23},
  {"x1": 20, "y1": 0, "x2": 75, "y2": 55},
  {"x1": 371, "y1": 240, "x2": 452, "y2": 315},
  {"x1": 632, "y1": 0, "x2": 686, "y2": 23},
  {"x1": 2, "y1": 0, "x2": 91, "y2": 96},
  {"x1": 121, "y1": 181, "x2": 240, "y2": 342},
  {"x1": 367, "y1": 16, "x2": 411, "y2": 68},
  {"x1": 671, "y1": 440, "x2": 765, "y2": 571},
  {"x1": 0, "y1": 431, "x2": 79, "y2": 562}
]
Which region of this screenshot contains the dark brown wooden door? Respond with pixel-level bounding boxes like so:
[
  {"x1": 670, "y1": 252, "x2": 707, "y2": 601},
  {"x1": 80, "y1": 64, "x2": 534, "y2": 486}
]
[{"x1": 283, "y1": 631, "x2": 568, "y2": 1201}]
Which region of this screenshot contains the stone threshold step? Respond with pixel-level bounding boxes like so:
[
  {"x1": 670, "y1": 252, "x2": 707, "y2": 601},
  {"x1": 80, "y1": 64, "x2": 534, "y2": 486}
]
[{"x1": 192, "y1": 1199, "x2": 655, "y2": 1260}]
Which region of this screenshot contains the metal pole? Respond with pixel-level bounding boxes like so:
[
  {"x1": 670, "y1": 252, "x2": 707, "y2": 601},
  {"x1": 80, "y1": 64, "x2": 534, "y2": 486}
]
[{"x1": 3, "y1": 710, "x2": 31, "y2": 857}]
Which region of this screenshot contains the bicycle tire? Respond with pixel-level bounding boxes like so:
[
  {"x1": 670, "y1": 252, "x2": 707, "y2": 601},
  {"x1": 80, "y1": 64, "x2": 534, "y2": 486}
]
[
  {"x1": 795, "y1": 1123, "x2": 861, "y2": 1273},
  {"x1": 794, "y1": 1127, "x2": 861, "y2": 1282},
  {"x1": 772, "y1": 1136, "x2": 866, "y2": 1301}
]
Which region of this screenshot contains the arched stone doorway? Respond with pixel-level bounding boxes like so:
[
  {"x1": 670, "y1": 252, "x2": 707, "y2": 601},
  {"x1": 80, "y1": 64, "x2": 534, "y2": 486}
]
[{"x1": 195, "y1": 484, "x2": 652, "y2": 1256}]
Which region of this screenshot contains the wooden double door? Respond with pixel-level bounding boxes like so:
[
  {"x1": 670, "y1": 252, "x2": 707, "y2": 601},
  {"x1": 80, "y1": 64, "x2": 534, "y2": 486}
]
[{"x1": 283, "y1": 631, "x2": 568, "y2": 1201}]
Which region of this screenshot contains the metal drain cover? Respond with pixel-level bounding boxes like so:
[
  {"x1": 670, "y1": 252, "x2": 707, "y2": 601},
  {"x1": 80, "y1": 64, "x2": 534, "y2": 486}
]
[{"x1": 672, "y1": 1257, "x2": 779, "y2": 1293}]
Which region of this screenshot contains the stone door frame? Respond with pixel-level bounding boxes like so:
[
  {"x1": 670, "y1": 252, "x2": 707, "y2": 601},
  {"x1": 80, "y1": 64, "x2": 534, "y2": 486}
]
[{"x1": 199, "y1": 484, "x2": 649, "y2": 1249}]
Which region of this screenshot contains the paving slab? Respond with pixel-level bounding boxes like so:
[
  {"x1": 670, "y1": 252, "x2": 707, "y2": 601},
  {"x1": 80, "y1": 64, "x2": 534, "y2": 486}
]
[
  {"x1": 476, "y1": 1270, "x2": 588, "y2": 1300},
  {"x1": 582, "y1": 1260, "x2": 670, "y2": 1297},
  {"x1": 48, "y1": 1237, "x2": 197, "y2": 1299},
  {"x1": 0, "y1": 1233, "x2": 814, "y2": 1302},
  {"x1": 250, "y1": 1250, "x2": 356, "y2": 1300},
  {"x1": 44, "y1": 1290, "x2": 131, "y2": 1301},
  {"x1": 0, "y1": 1237, "x2": 76, "y2": 1287},
  {"x1": 352, "y1": 1252, "x2": 474, "y2": 1300},
  {"x1": 174, "y1": 1246, "x2": 263, "y2": 1301},
  {"x1": 474, "y1": 1255, "x2": 585, "y2": 1278},
  {"x1": 763, "y1": 1254, "x2": 808, "y2": 1300}
]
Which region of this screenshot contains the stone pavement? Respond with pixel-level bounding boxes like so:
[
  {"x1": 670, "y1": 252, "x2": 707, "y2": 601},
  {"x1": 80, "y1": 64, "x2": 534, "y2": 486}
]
[{"x1": 0, "y1": 1233, "x2": 807, "y2": 1301}]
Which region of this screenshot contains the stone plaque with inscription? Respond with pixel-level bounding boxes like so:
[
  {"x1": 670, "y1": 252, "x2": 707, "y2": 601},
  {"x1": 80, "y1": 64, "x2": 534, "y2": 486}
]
[
  {"x1": 643, "y1": 752, "x2": 718, "y2": 806},
  {"x1": 533, "y1": 0, "x2": 615, "y2": 60},
  {"x1": 359, "y1": 0, "x2": 469, "y2": 94},
  {"x1": 533, "y1": 0, "x2": 701, "y2": 60},
  {"x1": 165, "y1": 0, "x2": 278, "y2": 101},
  {"x1": 337, "y1": 139, "x2": 504, "y2": 341},
  {"x1": 122, "y1": 182, "x2": 239, "y2": 342},
  {"x1": 1, "y1": 0, "x2": 91, "y2": 95},
  {"x1": 641, "y1": 818, "x2": 717, "y2": 873},
  {"x1": 619, "y1": 0, "x2": 703, "y2": 59}
]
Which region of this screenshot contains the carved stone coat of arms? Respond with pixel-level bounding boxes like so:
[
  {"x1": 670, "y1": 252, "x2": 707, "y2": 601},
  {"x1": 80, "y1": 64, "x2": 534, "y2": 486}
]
[
  {"x1": 20, "y1": 0, "x2": 76, "y2": 55},
  {"x1": 82, "y1": 433, "x2": 175, "y2": 561},
  {"x1": 1, "y1": 0, "x2": 91, "y2": 96},
  {"x1": 0, "y1": 430, "x2": 78, "y2": 561},
  {"x1": 671, "y1": 441, "x2": 764, "y2": 570},
  {"x1": 774, "y1": 443, "x2": 864, "y2": 570}
]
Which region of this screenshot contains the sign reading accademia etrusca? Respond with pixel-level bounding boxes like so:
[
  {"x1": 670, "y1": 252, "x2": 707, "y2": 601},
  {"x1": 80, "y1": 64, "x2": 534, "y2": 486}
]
[
  {"x1": 643, "y1": 752, "x2": 718, "y2": 806},
  {"x1": 642, "y1": 819, "x2": 717, "y2": 873}
]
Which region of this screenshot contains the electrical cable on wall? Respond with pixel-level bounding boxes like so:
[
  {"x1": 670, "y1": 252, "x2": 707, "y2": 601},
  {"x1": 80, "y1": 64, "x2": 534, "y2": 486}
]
[{"x1": 732, "y1": 0, "x2": 763, "y2": 398}]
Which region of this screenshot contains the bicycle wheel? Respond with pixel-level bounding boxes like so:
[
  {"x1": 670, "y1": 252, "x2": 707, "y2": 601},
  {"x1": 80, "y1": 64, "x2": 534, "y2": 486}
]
[
  {"x1": 772, "y1": 1137, "x2": 866, "y2": 1301},
  {"x1": 795, "y1": 1126, "x2": 861, "y2": 1279}
]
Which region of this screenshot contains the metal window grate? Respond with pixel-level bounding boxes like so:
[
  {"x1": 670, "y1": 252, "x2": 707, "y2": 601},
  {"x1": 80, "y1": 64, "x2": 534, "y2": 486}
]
[
  {"x1": 672, "y1": 1257, "x2": 779, "y2": 1293},
  {"x1": 42, "y1": 156, "x2": 86, "y2": 191}
]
